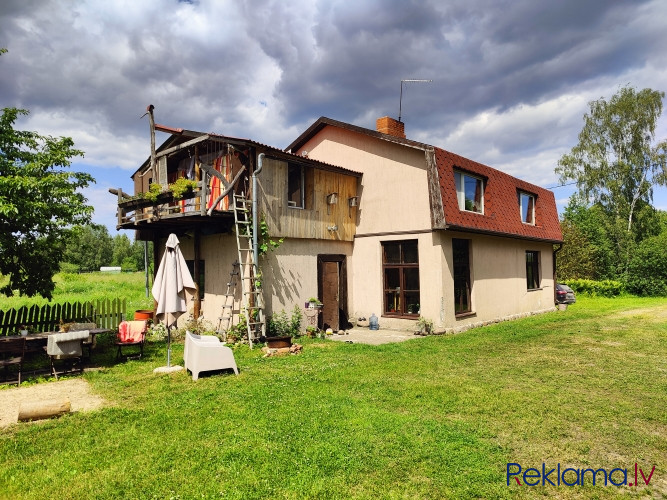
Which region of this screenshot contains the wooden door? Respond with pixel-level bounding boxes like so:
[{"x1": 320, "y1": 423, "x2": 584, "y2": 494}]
[{"x1": 322, "y1": 261, "x2": 339, "y2": 330}]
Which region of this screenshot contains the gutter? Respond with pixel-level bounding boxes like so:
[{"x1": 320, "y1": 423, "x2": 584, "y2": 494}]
[
  {"x1": 553, "y1": 243, "x2": 563, "y2": 304},
  {"x1": 252, "y1": 153, "x2": 265, "y2": 266}
]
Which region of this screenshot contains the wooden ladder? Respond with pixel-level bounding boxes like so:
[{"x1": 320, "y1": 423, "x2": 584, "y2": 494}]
[{"x1": 233, "y1": 193, "x2": 265, "y2": 348}]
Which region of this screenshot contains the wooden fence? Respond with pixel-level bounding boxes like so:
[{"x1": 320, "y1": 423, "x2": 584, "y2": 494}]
[{"x1": 0, "y1": 298, "x2": 127, "y2": 336}]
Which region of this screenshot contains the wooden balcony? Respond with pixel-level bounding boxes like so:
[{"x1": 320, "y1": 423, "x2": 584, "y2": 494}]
[{"x1": 111, "y1": 181, "x2": 236, "y2": 234}]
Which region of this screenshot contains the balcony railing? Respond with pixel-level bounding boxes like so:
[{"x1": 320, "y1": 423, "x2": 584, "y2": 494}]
[{"x1": 111, "y1": 165, "x2": 246, "y2": 228}]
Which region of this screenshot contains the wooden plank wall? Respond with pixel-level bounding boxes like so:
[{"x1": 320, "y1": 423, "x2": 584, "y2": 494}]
[{"x1": 258, "y1": 158, "x2": 358, "y2": 241}]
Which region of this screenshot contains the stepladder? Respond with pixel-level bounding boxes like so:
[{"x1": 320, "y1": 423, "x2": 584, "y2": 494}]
[{"x1": 217, "y1": 261, "x2": 239, "y2": 340}]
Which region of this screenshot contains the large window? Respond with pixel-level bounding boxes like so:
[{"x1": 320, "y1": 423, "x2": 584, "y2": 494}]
[
  {"x1": 455, "y1": 171, "x2": 484, "y2": 213},
  {"x1": 525, "y1": 251, "x2": 540, "y2": 290},
  {"x1": 453, "y1": 239, "x2": 472, "y2": 315},
  {"x1": 382, "y1": 240, "x2": 420, "y2": 317},
  {"x1": 520, "y1": 192, "x2": 535, "y2": 224},
  {"x1": 288, "y1": 164, "x2": 304, "y2": 208},
  {"x1": 186, "y1": 260, "x2": 205, "y2": 300}
]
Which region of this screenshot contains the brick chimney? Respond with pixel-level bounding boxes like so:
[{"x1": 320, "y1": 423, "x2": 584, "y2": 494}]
[{"x1": 376, "y1": 116, "x2": 406, "y2": 138}]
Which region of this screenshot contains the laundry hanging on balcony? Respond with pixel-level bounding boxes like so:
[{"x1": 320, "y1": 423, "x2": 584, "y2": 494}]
[{"x1": 207, "y1": 153, "x2": 232, "y2": 211}]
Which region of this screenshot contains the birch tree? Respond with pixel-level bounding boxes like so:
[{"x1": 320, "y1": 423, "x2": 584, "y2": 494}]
[{"x1": 556, "y1": 86, "x2": 667, "y2": 235}]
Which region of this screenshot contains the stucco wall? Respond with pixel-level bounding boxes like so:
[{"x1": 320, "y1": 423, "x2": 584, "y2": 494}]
[
  {"x1": 349, "y1": 230, "x2": 555, "y2": 332},
  {"x1": 441, "y1": 231, "x2": 555, "y2": 331},
  {"x1": 297, "y1": 127, "x2": 432, "y2": 234},
  {"x1": 176, "y1": 233, "x2": 353, "y2": 328},
  {"x1": 349, "y1": 231, "x2": 444, "y2": 330},
  {"x1": 260, "y1": 238, "x2": 353, "y2": 316}
]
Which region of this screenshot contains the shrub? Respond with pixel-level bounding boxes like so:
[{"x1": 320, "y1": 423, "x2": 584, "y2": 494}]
[
  {"x1": 59, "y1": 262, "x2": 80, "y2": 274},
  {"x1": 268, "y1": 305, "x2": 302, "y2": 337},
  {"x1": 415, "y1": 316, "x2": 434, "y2": 334},
  {"x1": 173, "y1": 316, "x2": 217, "y2": 341},
  {"x1": 121, "y1": 257, "x2": 138, "y2": 272},
  {"x1": 561, "y1": 279, "x2": 625, "y2": 297},
  {"x1": 625, "y1": 232, "x2": 667, "y2": 296}
]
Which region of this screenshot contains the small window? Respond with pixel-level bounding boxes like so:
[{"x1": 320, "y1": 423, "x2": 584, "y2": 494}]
[
  {"x1": 288, "y1": 164, "x2": 304, "y2": 209},
  {"x1": 186, "y1": 260, "x2": 205, "y2": 300},
  {"x1": 455, "y1": 171, "x2": 484, "y2": 213},
  {"x1": 382, "y1": 240, "x2": 420, "y2": 317},
  {"x1": 520, "y1": 192, "x2": 535, "y2": 224},
  {"x1": 525, "y1": 251, "x2": 540, "y2": 290}
]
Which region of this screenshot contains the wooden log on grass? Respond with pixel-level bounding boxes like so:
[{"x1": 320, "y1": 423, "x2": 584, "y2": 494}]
[{"x1": 18, "y1": 398, "x2": 71, "y2": 422}]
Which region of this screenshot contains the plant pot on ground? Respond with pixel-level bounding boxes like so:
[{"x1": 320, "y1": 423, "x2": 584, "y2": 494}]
[
  {"x1": 266, "y1": 306, "x2": 302, "y2": 348},
  {"x1": 266, "y1": 335, "x2": 292, "y2": 349}
]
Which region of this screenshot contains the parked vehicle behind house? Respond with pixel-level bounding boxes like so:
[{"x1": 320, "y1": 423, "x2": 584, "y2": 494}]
[{"x1": 556, "y1": 283, "x2": 576, "y2": 304}]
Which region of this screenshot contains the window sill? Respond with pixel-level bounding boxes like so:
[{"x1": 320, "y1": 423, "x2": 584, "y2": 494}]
[
  {"x1": 455, "y1": 311, "x2": 476, "y2": 319},
  {"x1": 527, "y1": 287, "x2": 543, "y2": 292},
  {"x1": 459, "y1": 208, "x2": 484, "y2": 215},
  {"x1": 381, "y1": 314, "x2": 419, "y2": 320}
]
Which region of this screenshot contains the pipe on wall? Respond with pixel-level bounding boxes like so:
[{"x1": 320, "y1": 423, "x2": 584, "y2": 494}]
[{"x1": 252, "y1": 153, "x2": 265, "y2": 266}]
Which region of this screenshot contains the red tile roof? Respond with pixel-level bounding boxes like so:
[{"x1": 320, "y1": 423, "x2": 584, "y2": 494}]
[{"x1": 435, "y1": 148, "x2": 562, "y2": 243}]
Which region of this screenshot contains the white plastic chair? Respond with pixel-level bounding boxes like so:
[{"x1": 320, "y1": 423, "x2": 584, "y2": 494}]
[{"x1": 184, "y1": 331, "x2": 239, "y2": 381}]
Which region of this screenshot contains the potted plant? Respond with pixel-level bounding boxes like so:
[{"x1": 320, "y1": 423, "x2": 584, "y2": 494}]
[
  {"x1": 306, "y1": 297, "x2": 323, "y2": 309},
  {"x1": 266, "y1": 306, "x2": 302, "y2": 348},
  {"x1": 306, "y1": 325, "x2": 318, "y2": 338},
  {"x1": 415, "y1": 316, "x2": 434, "y2": 335}
]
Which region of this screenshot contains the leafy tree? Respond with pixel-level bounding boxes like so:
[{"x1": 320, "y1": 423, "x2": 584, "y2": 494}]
[
  {"x1": 561, "y1": 200, "x2": 617, "y2": 278},
  {"x1": 0, "y1": 107, "x2": 93, "y2": 298},
  {"x1": 62, "y1": 224, "x2": 112, "y2": 272},
  {"x1": 111, "y1": 233, "x2": 149, "y2": 271},
  {"x1": 556, "y1": 86, "x2": 667, "y2": 236},
  {"x1": 625, "y1": 232, "x2": 667, "y2": 296},
  {"x1": 131, "y1": 238, "x2": 152, "y2": 272},
  {"x1": 556, "y1": 220, "x2": 596, "y2": 280},
  {"x1": 111, "y1": 234, "x2": 132, "y2": 267}
]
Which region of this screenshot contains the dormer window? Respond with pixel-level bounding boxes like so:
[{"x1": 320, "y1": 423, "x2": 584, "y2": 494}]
[
  {"x1": 455, "y1": 171, "x2": 484, "y2": 214},
  {"x1": 520, "y1": 192, "x2": 535, "y2": 225}
]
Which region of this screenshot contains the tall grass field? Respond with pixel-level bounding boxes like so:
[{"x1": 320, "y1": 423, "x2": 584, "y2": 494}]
[
  {"x1": 0, "y1": 271, "x2": 153, "y2": 318},
  {"x1": 0, "y1": 274, "x2": 665, "y2": 499}
]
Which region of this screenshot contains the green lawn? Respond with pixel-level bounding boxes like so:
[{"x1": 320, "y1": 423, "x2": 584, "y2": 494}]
[
  {"x1": 0, "y1": 271, "x2": 154, "y2": 319},
  {"x1": 1, "y1": 296, "x2": 666, "y2": 499}
]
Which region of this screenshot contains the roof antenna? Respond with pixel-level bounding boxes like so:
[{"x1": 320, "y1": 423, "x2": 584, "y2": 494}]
[{"x1": 399, "y1": 79, "x2": 432, "y2": 122}]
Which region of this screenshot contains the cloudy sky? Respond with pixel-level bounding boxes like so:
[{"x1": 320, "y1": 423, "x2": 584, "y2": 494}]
[{"x1": 2, "y1": 0, "x2": 667, "y2": 233}]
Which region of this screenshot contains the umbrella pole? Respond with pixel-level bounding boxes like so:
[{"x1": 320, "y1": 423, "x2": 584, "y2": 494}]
[{"x1": 167, "y1": 324, "x2": 172, "y2": 367}]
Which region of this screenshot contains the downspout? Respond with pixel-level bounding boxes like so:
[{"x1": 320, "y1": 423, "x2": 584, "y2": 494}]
[
  {"x1": 553, "y1": 243, "x2": 563, "y2": 305},
  {"x1": 252, "y1": 153, "x2": 265, "y2": 266}
]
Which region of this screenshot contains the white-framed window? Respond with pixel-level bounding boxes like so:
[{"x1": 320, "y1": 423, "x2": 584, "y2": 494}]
[
  {"x1": 520, "y1": 192, "x2": 535, "y2": 224},
  {"x1": 455, "y1": 171, "x2": 484, "y2": 213},
  {"x1": 288, "y1": 163, "x2": 304, "y2": 209}
]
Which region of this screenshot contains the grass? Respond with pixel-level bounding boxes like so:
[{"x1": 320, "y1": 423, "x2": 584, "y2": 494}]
[
  {"x1": 0, "y1": 271, "x2": 153, "y2": 317},
  {"x1": 0, "y1": 295, "x2": 666, "y2": 499}
]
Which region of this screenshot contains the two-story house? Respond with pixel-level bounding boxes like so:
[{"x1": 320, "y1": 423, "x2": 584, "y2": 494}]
[
  {"x1": 113, "y1": 115, "x2": 562, "y2": 337},
  {"x1": 284, "y1": 116, "x2": 563, "y2": 332}
]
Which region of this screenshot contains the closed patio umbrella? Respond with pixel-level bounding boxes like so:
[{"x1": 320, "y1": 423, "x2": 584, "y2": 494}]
[{"x1": 152, "y1": 233, "x2": 196, "y2": 372}]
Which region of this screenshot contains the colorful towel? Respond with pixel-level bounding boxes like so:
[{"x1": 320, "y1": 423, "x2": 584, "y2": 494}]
[{"x1": 118, "y1": 320, "x2": 147, "y2": 343}]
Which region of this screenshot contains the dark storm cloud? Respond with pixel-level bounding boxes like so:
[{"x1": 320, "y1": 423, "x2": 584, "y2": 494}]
[
  {"x1": 1, "y1": 0, "x2": 666, "y2": 169},
  {"x1": 259, "y1": 0, "x2": 661, "y2": 138}
]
